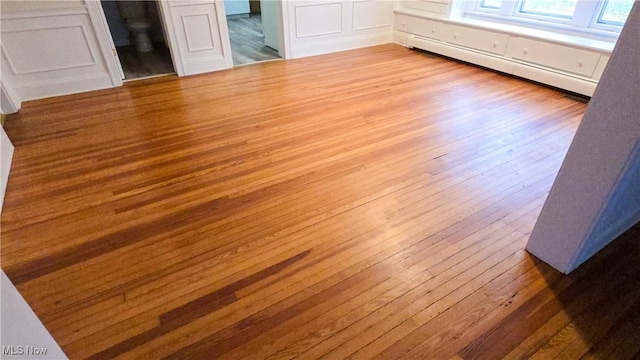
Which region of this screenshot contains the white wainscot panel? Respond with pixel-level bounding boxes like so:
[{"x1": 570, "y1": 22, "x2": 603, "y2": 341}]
[
  {"x1": 295, "y1": 2, "x2": 343, "y2": 38},
  {"x1": 2, "y1": 25, "x2": 95, "y2": 75},
  {"x1": 0, "y1": 11, "x2": 114, "y2": 101},
  {"x1": 169, "y1": 1, "x2": 228, "y2": 74},
  {"x1": 403, "y1": 0, "x2": 451, "y2": 15},
  {"x1": 183, "y1": 14, "x2": 216, "y2": 52},
  {"x1": 353, "y1": 0, "x2": 393, "y2": 31}
]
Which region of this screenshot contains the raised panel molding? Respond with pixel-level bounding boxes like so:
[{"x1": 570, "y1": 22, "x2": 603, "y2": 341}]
[
  {"x1": 163, "y1": 0, "x2": 231, "y2": 76},
  {"x1": 182, "y1": 14, "x2": 216, "y2": 52},
  {"x1": 295, "y1": 2, "x2": 343, "y2": 38},
  {"x1": 170, "y1": 0, "x2": 216, "y2": 7},
  {"x1": 353, "y1": 0, "x2": 393, "y2": 31},
  {"x1": 0, "y1": 7, "x2": 88, "y2": 20},
  {"x1": 2, "y1": 25, "x2": 96, "y2": 75},
  {"x1": 0, "y1": 9, "x2": 115, "y2": 101}
]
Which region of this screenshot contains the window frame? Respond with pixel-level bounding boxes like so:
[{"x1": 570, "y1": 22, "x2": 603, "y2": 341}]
[
  {"x1": 590, "y1": 0, "x2": 634, "y2": 30},
  {"x1": 515, "y1": 0, "x2": 578, "y2": 22},
  {"x1": 464, "y1": 0, "x2": 629, "y2": 37}
]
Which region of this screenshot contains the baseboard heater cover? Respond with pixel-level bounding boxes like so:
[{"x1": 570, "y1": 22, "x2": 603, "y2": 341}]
[{"x1": 404, "y1": 34, "x2": 597, "y2": 96}]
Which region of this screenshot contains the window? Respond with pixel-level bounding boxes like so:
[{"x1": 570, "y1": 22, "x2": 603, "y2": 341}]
[
  {"x1": 518, "y1": 0, "x2": 578, "y2": 19},
  {"x1": 467, "y1": 0, "x2": 633, "y2": 35},
  {"x1": 596, "y1": 0, "x2": 634, "y2": 26},
  {"x1": 479, "y1": 0, "x2": 502, "y2": 9}
]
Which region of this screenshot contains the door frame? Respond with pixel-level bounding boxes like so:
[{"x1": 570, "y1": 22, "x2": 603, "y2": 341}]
[
  {"x1": 279, "y1": 1, "x2": 292, "y2": 59},
  {"x1": 86, "y1": 0, "x2": 124, "y2": 87},
  {"x1": 87, "y1": 0, "x2": 289, "y2": 84},
  {"x1": 226, "y1": 0, "x2": 291, "y2": 61},
  {"x1": 156, "y1": 1, "x2": 187, "y2": 76},
  {"x1": 86, "y1": 0, "x2": 183, "y2": 81}
]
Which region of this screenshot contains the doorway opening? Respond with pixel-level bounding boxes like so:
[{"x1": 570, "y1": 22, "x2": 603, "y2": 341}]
[
  {"x1": 226, "y1": 0, "x2": 282, "y2": 66},
  {"x1": 100, "y1": 0, "x2": 175, "y2": 80}
]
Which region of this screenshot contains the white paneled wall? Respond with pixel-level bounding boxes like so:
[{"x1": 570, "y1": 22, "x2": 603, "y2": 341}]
[
  {"x1": 295, "y1": 2, "x2": 343, "y2": 37},
  {"x1": 287, "y1": 0, "x2": 393, "y2": 58},
  {"x1": 160, "y1": 0, "x2": 232, "y2": 76},
  {"x1": 0, "y1": 1, "x2": 116, "y2": 101},
  {"x1": 353, "y1": 0, "x2": 393, "y2": 30}
]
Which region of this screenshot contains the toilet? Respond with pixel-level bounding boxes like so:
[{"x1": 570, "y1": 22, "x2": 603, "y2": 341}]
[{"x1": 116, "y1": 1, "x2": 153, "y2": 53}]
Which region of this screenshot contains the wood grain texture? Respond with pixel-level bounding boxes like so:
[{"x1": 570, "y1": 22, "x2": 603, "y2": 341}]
[{"x1": 2, "y1": 44, "x2": 639, "y2": 359}]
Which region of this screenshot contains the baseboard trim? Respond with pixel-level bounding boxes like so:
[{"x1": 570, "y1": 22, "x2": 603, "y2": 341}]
[
  {"x1": 14, "y1": 74, "x2": 114, "y2": 102},
  {"x1": 291, "y1": 32, "x2": 392, "y2": 59}
]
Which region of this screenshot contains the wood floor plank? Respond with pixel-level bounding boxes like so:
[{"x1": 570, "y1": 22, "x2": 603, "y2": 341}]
[{"x1": 2, "y1": 44, "x2": 638, "y2": 359}]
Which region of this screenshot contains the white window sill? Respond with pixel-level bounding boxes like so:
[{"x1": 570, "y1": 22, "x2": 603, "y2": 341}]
[{"x1": 395, "y1": 8, "x2": 617, "y2": 53}]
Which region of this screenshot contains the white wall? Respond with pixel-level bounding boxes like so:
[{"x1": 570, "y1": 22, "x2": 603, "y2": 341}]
[
  {"x1": 1, "y1": 271, "x2": 68, "y2": 359},
  {"x1": 0, "y1": 0, "x2": 116, "y2": 101},
  {"x1": 286, "y1": 0, "x2": 394, "y2": 58},
  {"x1": 526, "y1": 2, "x2": 640, "y2": 274},
  {"x1": 0, "y1": 0, "x2": 85, "y2": 12},
  {"x1": 225, "y1": 0, "x2": 250, "y2": 15}
]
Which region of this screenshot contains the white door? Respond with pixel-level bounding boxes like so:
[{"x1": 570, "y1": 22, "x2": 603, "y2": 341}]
[
  {"x1": 261, "y1": 0, "x2": 281, "y2": 53},
  {"x1": 158, "y1": 0, "x2": 233, "y2": 76},
  {"x1": 92, "y1": 1, "x2": 125, "y2": 79}
]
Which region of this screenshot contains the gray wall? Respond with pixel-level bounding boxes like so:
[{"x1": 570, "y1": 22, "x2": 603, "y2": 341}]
[
  {"x1": 579, "y1": 143, "x2": 640, "y2": 265},
  {"x1": 1, "y1": 271, "x2": 68, "y2": 359},
  {"x1": 526, "y1": 2, "x2": 640, "y2": 273}
]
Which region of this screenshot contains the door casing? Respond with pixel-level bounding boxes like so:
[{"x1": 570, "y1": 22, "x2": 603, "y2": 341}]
[{"x1": 88, "y1": 0, "x2": 291, "y2": 85}]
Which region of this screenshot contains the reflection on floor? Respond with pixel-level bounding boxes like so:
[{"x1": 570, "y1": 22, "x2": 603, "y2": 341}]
[
  {"x1": 117, "y1": 43, "x2": 174, "y2": 80},
  {"x1": 227, "y1": 14, "x2": 281, "y2": 66}
]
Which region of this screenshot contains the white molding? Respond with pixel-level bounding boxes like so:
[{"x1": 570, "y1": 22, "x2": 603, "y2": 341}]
[
  {"x1": 1, "y1": 4, "x2": 118, "y2": 100},
  {"x1": 0, "y1": 7, "x2": 88, "y2": 20},
  {"x1": 159, "y1": 0, "x2": 232, "y2": 76},
  {"x1": 158, "y1": 1, "x2": 187, "y2": 76},
  {"x1": 2, "y1": 25, "x2": 97, "y2": 75},
  {"x1": 14, "y1": 73, "x2": 114, "y2": 101},
  {"x1": 170, "y1": 1, "x2": 216, "y2": 8},
  {"x1": 352, "y1": 0, "x2": 393, "y2": 31},
  {"x1": 85, "y1": 0, "x2": 124, "y2": 85},
  {"x1": 182, "y1": 14, "x2": 216, "y2": 52},
  {"x1": 352, "y1": 23, "x2": 393, "y2": 31},
  {"x1": 294, "y1": 2, "x2": 343, "y2": 38},
  {"x1": 291, "y1": 31, "x2": 392, "y2": 58},
  {"x1": 215, "y1": 1, "x2": 234, "y2": 69},
  {"x1": 281, "y1": 1, "x2": 293, "y2": 59}
]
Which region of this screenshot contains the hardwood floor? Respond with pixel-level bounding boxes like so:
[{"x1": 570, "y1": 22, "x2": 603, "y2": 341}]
[
  {"x1": 228, "y1": 14, "x2": 281, "y2": 66},
  {"x1": 2, "y1": 44, "x2": 639, "y2": 359}
]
